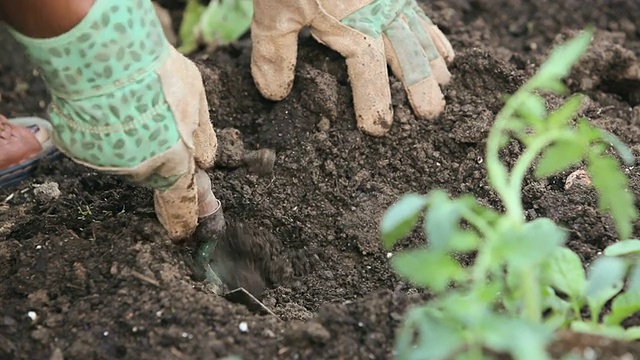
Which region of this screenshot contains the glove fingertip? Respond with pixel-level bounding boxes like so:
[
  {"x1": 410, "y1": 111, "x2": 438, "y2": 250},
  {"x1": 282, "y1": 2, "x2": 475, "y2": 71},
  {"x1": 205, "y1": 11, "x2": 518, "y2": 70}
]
[
  {"x1": 251, "y1": 64, "x2": 295, "y2": 101},
  {"x1": 355, "y1": 105, "x2": 394, "y2": 137},
  {"x1": 430, "y1": 57, "x2": 452, "y2": 85},
  {"x1": 406, "y1": 77, "x2": 446, "y2": 120}
]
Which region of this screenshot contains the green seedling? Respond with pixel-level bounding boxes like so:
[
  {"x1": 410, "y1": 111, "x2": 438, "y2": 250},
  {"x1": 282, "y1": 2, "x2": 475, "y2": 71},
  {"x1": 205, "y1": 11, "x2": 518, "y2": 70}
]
[
  {"x1": 178, "y1": 0, "x2": 253, "y2": 54},
  {"x1": 381, "y1": 28, "x2": 640, "y2": 360},
  {"x1": 77, "y1": 205, "x2": 93, "y2": 220}
]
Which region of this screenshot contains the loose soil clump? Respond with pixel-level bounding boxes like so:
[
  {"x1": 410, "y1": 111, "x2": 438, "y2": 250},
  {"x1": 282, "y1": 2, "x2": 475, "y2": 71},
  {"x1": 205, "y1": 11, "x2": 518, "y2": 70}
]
[{"x1": 1, "y1": 0, "x2": 640, "y2": 359}]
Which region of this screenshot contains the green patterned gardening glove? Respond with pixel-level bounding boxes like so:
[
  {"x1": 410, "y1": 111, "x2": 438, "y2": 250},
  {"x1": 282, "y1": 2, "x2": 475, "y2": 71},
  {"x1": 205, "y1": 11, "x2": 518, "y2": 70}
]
[
  {"x1": 178, "y1": 0, "x2": 253, "y2": 54},
  {"x1": 6, "y1": 0, "x2": 222, "y2": 241},
  {"x1": 251, "y1": 0, "x2": 455, "y2": 136}
]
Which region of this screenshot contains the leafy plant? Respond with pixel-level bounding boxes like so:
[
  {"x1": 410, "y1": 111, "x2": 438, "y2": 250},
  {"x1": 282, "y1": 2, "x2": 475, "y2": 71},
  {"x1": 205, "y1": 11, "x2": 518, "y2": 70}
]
[
  {"x1": 381, "y1": 28, "x2": 640, "y2": 360},
  {"x1": 178, "y1": 0, "x2": 253, "y2": 54}
]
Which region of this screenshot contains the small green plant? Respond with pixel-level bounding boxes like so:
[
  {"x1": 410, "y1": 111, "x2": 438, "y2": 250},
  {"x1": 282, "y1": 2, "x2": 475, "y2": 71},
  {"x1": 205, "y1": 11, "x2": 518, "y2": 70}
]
[
  {"x1": 381, "y1": 29, "x2": 640, "y2": 360},
  {"x1": 77, "y1": 205, "x2": 93, "y2": 221},
  {"x1": 178, "y1": 0, "x2": 253, "y2": 54}
]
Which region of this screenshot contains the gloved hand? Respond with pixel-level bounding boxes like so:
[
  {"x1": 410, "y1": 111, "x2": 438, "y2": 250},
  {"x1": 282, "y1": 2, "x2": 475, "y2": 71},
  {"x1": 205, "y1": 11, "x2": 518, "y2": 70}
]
[
  {"x1": 250, "y1": 0, "x2": 455, "y2": 136},
  {"x1": 6, "y1": 0, "x2": 222, "y2": 242}
]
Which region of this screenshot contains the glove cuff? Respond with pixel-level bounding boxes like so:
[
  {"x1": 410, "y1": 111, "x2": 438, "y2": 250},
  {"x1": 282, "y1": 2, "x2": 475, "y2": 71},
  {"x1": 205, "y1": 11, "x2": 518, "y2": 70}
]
[{"x1": 5, "y1": 0, "x2": 170, "y2": 100}]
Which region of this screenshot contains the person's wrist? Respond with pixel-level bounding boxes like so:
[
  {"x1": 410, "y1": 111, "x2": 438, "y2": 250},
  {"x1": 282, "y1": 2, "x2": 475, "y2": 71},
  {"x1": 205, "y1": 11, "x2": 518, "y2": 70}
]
[{"x1": 0, "y1": 0, "x2": 95, "y2": 39}]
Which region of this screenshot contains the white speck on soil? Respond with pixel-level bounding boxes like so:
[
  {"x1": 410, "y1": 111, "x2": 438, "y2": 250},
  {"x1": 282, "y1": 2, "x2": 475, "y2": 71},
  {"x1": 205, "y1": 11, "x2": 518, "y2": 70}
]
[
  {"x1": 582, "y1": 347, "x2": 596, "y2": 360},
  {"x1": 26, "y1": 311, "x2": 37, "y2": 322},
  {"x1": 239, "y1": 321, "x2": 249, "y2": 333}
]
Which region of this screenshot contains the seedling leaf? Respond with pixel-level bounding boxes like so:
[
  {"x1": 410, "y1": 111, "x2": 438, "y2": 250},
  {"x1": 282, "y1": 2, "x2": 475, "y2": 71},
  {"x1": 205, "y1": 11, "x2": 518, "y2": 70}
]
[
  {"x1": 482, "y1": 317, "x2": 553, "y2": 360},
  {"x1": 177, "y1": 0, "x2": 207, "y2": 54},
  {"x1": 448, "y1": 230, "x2": 480, "y2": 253},
  {"x1": 396, "y1": 307, "x2": 463, "y2": 360},
  {"x1": 423, "y1": 191, "x2": 459, "y2": 250},
  {"x1": 584, "y1": 256, "x2": 626, "y2": 320},
  {"x1": 621, "y1": 326, "x2": 640, "y2": 341},
  {"x1": 516, "y1": 93, "x2": 547, "y2": 127},
  {"x1": 535, "y1": 137, "x2": 586, "y2": 178},
  {"x1": 604, "y1": 291, "x2": 640, "y2": 326},
  {"x1": 546, "y1": 94, "x2": 584, "y2": 129},
  {"x1": 628, "y1": 264, "x2": 640, "y2": 293},
  {"x1": 598, "y1": 129, "x2": 635, "y2": 166},
  {"x1": 381, "y1": 194, "x2": 428, "y2": 248},
  {"x1": 587, "y1": 155, "x2": 637, "y2": 239},
  {"x1": 391, "y1": 249, "x2": 466, "y2": 293},
  {"x1": 543, "y1": 246, "x2": 586, "y2": 301},
  {"x1": 603, "y1": 239, "x2": 640, "y2": 258},
  {"x1": 534, "y1": 29, "x2": 593, "y2": 89},
  {"x1": 499, "y1": 218, "x2": 567, "y2": 269},
  {"x1": 534, "y1": 79, "x2": 568, "y2": 94},
  {"x1": 571, "y1": 321, "x2": 626, "y2": 340}
]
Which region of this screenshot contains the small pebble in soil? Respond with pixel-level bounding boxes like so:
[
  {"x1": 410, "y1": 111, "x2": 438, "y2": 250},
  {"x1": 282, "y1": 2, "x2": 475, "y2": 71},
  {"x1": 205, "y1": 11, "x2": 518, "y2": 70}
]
[
  {"x1": 317, "y1": 117, "x2": 330, "y2": 132},
  {"x1": 305, "y1": 322, "x2": 331, "y2": 344},
  {"x1": 3, "y1": 316, "x2": 16, "y2": 326},
  {"x1": 582, "y1": 347, "x2": 596, "y2": 360},
  {"x1": 50, "y1": 348, "x2": 63, "y2": 360},
  {"x1": 33, "y1": 181, "x2": 61, "y2": 203},
  {"x1": 26, "y1": 311, "x2": 37, "y2": 322},
  {"x1": 216, "y1": 127, "x2": 276, "y2": 176},
  {"x1": 239, "y1": 321, "x2": 249, "y2": 333},
  {"x1": 216, "y1": 128, "x2": 245, "y2": 167},
  {"x1": 565, "y1": 169, "x2": 592, "y2": 190},
  {"x1": 244, "y1": 149, "x2": 276, "y2": 176}
]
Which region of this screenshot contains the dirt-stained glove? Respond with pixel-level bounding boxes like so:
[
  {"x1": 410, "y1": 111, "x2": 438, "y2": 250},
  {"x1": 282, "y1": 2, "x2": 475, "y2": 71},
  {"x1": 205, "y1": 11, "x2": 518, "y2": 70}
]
[
  {"x1": 6, "y1": 0, "x2": 222, "y2": 242},
  {"x1": 250, "y1": 0, "x2": 455, "y2": 136}
]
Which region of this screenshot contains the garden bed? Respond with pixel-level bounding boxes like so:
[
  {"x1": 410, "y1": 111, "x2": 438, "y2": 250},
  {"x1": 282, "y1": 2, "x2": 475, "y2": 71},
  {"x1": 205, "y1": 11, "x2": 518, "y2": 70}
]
[{"x1": 1, "y1": 0, "x2": 640, "y2": 358}]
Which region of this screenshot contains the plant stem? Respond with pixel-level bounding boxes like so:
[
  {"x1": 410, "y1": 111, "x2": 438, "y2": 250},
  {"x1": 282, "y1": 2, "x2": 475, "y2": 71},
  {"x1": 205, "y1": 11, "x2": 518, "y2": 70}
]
[
  {"x1": 505, "y1": 136, "x2": 552, "y2": 220},
  {"x1": 485, "y1": 89, "x2": 532, "y2": 220},
  {"x1": 506, "y1": 131, "x2": 574, "y2": 221},
  {"x1": 485, "y1": 89, "x2": 575, "y2": 324},
  {"x1": 467, "y1": 344, "x2": 485, "y2": 360},
  {"x1": 461, "y1": 208, "x2": 498, "y2": 286},
  {"x1": 521, "y1": 267, "x2": 542, "y2": 322}
]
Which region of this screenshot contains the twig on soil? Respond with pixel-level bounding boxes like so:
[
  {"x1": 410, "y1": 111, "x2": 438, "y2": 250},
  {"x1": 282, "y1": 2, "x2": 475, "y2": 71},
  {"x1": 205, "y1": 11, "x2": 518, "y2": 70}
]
[
  {"x1": 2, "y1": 192, "x2": 15, "y2": 204},
  {"x1": 262, "y1": 176, "x2": 276, "y2": 191},
  {"x1": 596, "y1": 105, "x2": 615, "y2": 115},
  {"x1": 67, "y1": 229, "x2": 81, "y2": 240},
  {"x1": 170, "y1": 347, "x2": 185, "y2": 359},
  {"x1": 130, "y1": 270, "x2": 160, "y2": 287}
]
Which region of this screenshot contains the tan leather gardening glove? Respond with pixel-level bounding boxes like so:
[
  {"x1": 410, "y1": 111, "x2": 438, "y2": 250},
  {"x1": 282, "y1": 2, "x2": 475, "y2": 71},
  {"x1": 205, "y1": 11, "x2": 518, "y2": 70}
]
[{"x1": 250, "y1": 0, "x2": 455, "y2": 136}]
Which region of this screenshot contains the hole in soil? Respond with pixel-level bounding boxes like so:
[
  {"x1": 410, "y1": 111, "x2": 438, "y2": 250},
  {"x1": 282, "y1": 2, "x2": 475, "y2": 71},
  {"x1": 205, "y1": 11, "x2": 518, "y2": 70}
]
[{"x1": 601, "y1": 78, "x2": 640, "y2": 106}]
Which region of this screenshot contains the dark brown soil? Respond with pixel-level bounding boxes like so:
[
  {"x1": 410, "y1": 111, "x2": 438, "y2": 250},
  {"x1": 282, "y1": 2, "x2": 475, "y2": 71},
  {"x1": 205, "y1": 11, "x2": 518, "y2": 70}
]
[{"x1": 2, "y1": 0, "x2": 640, "y2": 359}]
